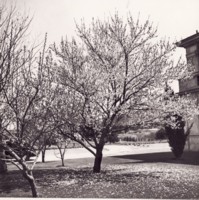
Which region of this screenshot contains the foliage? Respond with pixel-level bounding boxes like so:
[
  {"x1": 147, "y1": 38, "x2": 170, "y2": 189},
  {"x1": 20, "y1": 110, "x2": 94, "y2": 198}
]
[
  {"x1": 107, "y1": 133, "x2": 119, "y2": 143},
  {"x1": 155, "y1": 128, "x2": 167, "y2": 140},
  {"x1": 165, "y1": 124, "x2": 185, "y2": 158},
  {"x1": 122, "y1": 136, "x2": 137, "y2": 142},
  {"x1": 163, "y1": 85, "x2": 194, "y2": 159},
  {"x1": 165, "y1": 115, "x2": 193, "y2": 158}
]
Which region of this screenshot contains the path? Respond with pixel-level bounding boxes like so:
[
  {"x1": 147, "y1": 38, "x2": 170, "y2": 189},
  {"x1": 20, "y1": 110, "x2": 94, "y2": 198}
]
[{"x1": 37, "y1": 142, "x2": 170, "y2": 162}]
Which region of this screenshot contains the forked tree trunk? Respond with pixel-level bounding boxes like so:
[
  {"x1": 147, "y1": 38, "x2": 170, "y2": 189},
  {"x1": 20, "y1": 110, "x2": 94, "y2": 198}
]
[
  {"x1": 58, "y1": 147, "x2": 66, "y2": 166},
  {"x1": 93, "y1": 148, "x2": 103, "y2": 173},
  {"x1": 22, "y1": 170, "x2": 38, "y2": 197},
  {"x1": 56, "y1": 141, "x2": 68, "y2": 167}
]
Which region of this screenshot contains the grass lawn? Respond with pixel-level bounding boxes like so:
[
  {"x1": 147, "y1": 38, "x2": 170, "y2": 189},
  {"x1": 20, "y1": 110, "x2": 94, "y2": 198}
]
[{"x1": 0, "y1": 151, "x2": 199, "y2": 198}]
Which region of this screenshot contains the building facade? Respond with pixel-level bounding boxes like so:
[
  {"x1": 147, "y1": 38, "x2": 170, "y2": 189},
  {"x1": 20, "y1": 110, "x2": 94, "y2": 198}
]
[{"x1": 177, "y1": 32, "x2": 199, "y2": 151}]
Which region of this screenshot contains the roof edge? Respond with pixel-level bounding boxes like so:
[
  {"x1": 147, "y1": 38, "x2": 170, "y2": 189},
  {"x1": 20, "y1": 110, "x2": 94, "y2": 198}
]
[{"x1": 177, "y1": 32, "x2": 199, "y2": 48}]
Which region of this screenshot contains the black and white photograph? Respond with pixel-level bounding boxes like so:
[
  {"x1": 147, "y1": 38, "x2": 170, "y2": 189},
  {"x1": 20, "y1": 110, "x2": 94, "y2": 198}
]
[{"x1": 0, "y1": 0, "x2": 199, "y2": 198}]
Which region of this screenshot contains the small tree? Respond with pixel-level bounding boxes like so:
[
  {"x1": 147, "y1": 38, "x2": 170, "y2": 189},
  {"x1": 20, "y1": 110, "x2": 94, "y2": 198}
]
[
  {"x1": 54, "y1": 133, "x2": 71, "y2": 167},
  {"x1": 165, "y1": 115, "x2": 184, "y2": 158},
  {"x1": 164, "y1": 85, "x2": 194, "y2": 158}
]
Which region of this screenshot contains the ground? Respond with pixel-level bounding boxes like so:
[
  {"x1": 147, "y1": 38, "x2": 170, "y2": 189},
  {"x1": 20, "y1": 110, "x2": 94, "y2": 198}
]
[{"x1": 0, "y1": 144, "x2": 199, "y2": 198}]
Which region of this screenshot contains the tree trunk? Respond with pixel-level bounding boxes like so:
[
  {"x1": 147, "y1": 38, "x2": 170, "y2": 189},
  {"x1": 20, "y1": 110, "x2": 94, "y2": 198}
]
[
  {"x1": 58, "y1": 147, "x2": 65, "y2": 166},
  {"x1": 23, "y1": 170, "x2": 38, "y2": 197},
  {"x1": 61, "y1": 157, "x2": 65, "y2": 166},
  {"x1": 93, "y1": 148, "x2": 103, "y2": 173},
  {"x1": 0, "y1": 134, "x2": 7, "y2": 174},
  {"x1": 0, "y1": 160, "x2": 7, "y2": 174},
  {"x1": 41, "y1": 149, "x2": 46, "y2": 163}
]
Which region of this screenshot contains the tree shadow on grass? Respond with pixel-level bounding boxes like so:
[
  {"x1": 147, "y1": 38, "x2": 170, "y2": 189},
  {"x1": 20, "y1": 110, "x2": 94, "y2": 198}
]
[
  {"x1": 111, "y1": 151, "x2": 199, "y2": 165},
  {"x1": 0, "y1": 171, "x2": 31, "y2": 196},
  {"x1": 2, "y1": 159, "x2": 199, "y2": 198},
  {"x1": 0, "y1": 167, "x2": 161, "y2": 198}
]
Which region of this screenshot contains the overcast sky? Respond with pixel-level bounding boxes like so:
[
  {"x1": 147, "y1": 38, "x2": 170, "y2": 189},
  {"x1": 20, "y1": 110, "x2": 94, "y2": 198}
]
[
  {"x1": 4, "y1": 0, "x2": 199, "y2": 92},
  {"x1": 8, "y1": 0, "x2": 199, "y2": 45}
]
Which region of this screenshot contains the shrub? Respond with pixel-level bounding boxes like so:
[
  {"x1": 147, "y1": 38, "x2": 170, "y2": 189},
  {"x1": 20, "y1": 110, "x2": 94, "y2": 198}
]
[
  {"x1": 155, "y1": 128, "x2": 167, "y2": 140},
  {"x1": 122, "y1": 136, "x2": 137, "y2": 142},
  {"x1": 107, "y1": 133, "x2": 119, "y2": 143},
  {"x1": 165, "y1": 115, "x2": 186, "y2": 159}
]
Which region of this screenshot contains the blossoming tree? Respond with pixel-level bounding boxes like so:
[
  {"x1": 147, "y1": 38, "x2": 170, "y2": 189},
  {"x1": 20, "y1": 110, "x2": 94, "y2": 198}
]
[{"x1": 52, "y1": 13, "x2": 198, "y2": 173}]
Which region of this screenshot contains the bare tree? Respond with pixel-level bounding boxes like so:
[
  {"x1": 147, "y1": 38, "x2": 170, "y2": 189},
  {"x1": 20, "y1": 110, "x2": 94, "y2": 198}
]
[
  {"x1": 0, "y1": 4, "x2": 32, "y2": 174},
  {"x1": 52, "y1": 13, "x2": 199, "y2": 173},
  {"x1": 0, "y1": 27, "x2": 58, "y2": 196}
]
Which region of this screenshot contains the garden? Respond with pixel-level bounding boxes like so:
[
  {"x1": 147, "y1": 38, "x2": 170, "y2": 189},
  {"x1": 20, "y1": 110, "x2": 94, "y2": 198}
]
[{"x1": 0, "y1": 2, "x2": 199, "y2": 198}]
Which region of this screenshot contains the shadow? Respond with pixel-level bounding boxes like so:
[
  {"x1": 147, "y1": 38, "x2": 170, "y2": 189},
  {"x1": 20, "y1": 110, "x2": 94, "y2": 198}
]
[
  {"x1": 2, "y1": 154, "x2": 199, "y2": 198},
  {"x1": 110, "y1": 151, "x2": 199, "y2": 165},
  {"x1": 0, "y1": 171, "x2": 30, "y2": 195}
]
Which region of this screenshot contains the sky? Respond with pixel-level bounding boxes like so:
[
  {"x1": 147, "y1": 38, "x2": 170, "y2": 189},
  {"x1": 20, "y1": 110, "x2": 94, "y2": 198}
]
[
  {"x1": 6, "y1": 0, "x2": 199, "y2": 45},
  {"x1": 4, "y1": 0, "x2": 199, "y2": 91}
]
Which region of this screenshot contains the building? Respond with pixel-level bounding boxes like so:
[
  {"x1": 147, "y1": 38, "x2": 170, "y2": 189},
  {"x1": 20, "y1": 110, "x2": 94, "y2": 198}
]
[{"x1": 177, "y1": 31, "x2": 199, "y2": 151}]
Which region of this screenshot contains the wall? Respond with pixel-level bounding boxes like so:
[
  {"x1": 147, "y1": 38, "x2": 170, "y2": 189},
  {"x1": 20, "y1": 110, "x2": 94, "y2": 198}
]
[{"x1": 185, "y1": 115, "x2": 199, "y2": 151}]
